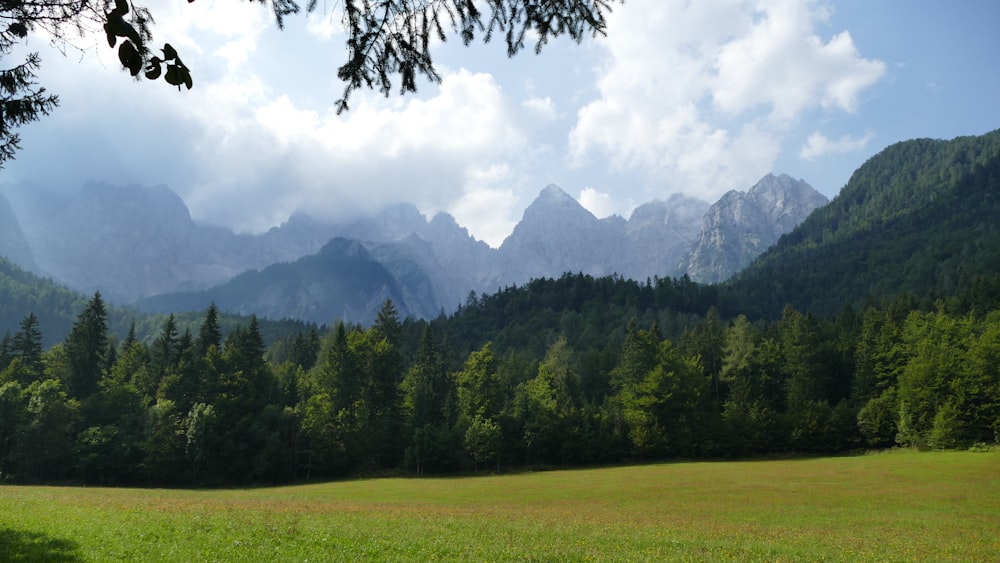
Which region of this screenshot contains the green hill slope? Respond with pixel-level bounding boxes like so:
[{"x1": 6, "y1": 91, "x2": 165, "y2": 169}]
[
  {"x1": 1, "y1": 256, "x2": 311, "y2": 347},
  {"x1": 0, "y1": 256, "x2": 90, "y2": 346},
  {"x1": 728, "y1": 129, "x2": 1000, "y2": 317}
]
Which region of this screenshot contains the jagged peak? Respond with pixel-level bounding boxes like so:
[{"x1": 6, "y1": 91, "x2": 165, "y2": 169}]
[
  {"x1": 748, "y1": 173, "x2": 818, "y2": 196},
  {"x1": 516, "y1": 184, "x2": 594, "y2": 225},
  {"x1": 429, "y1": 211, "x2": 459, "y2": 229},
  {"x1": 538, "y1": 183, "x2": 574, "y2": 202}
]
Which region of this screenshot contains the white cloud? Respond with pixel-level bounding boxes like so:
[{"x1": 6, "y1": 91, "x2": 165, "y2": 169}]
[
  {"x1": 306, "y1": 11, "x2": 341, "y2": 41},
  {"x1": 6, "y1": 0, "x2": 892, "y2": 247},
  {"x1": 799, "y1": 131, "x2": 874, "y2": 160},
  {"x1": 578, "y1": 187, "x2": 619, "y2": 218},
  {"x1": 521, "y1": 96, "x2": 557, "y2": 120},
  {"x1": 448, "y1": 188, "x2": 520, "y2": 248},
  {"x1": 173, "y1": 68, "x2": 528, "y2": 235},
  {"x1": 569, "y1": 0, "x2": 885, "y2": 201}
]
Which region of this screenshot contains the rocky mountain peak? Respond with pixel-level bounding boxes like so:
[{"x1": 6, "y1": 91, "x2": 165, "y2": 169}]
[
  {"x1": 747, "y1": 173, "x2": 830, "y2": 233},
  {"x1": 538, "y1": 183, "x2": 574, "y2": 202},
  {"x1": 498, "y1": 184, "x2": 616, "y2": 284},
  {"x1": 682, "y1": 174, "x2": 829, "y2": 283}
]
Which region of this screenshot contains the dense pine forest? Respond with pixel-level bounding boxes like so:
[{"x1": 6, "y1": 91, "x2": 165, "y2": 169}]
[
  {"x1": 1, "y1": 274, "x2": 998, "y2": 485},
  {"x1": 2, "y1": 130, "x2": 1000, "y2": 485}
]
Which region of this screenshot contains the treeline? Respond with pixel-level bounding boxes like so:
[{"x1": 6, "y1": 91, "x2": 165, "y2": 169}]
[{"x1": 2, "y1": 278, "x2": 998, "y2": 486}]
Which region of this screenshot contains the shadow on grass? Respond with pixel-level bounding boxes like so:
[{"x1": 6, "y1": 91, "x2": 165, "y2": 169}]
[{"x1": 0, "y1": 528, "x2": 81, "y2": 562}]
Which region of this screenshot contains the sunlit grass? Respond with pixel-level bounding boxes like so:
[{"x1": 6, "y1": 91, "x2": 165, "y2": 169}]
[{"x1": 2, "y1": 450, "x2": 998, "y2": 561}]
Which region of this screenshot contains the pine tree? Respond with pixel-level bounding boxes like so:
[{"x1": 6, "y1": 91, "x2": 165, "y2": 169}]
[
  {"x1": 371, "y1": 300, "x2": 403, "y2": 465},
  {"x1": 12, "y1": 313, "x2": 44, "y2": 383},
  {"x1": 65, "y1": 292, "x2": 109, "y2": 400},
  {"x1": 197, "y1": 303, "x2": 222, "y2": 356},
  {"x1": 0, "y1": 332, "x2": 12, "y2": 373},
  {"x1": 151, "y1": 314, "x2": 179, "y2": 378}
]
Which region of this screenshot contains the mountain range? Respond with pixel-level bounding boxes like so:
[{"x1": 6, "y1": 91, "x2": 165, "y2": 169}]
[{"x1": 1, "y1": 173, "x2": 827, "y2": 324}]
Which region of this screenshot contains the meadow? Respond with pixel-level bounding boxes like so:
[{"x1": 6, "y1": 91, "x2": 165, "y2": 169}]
[{"x1": 1, "y1": 450, "x2": 997, "y2": 561}]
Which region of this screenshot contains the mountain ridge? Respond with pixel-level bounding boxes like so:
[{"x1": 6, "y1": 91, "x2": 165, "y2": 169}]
[{"x1": 3, "y1": 174, "x2": 828, "y2": 323}]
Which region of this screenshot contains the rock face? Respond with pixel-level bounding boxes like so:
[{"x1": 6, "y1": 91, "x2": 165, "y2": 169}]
[
  {"x1": 681, "y1": 173, "x2": 829, "y2": 283},
  {"x1": 496, "y1": 186, "x2": 711, "y2": 286},
  {"x1": 613, "y1": 194, "x2": 710, "y2": 281},
  {"x1": 497, "y1": 184, "x2": 621, "y2": 286}
]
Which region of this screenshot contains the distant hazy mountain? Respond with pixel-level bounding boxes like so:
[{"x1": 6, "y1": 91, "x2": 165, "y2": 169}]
[
  {"x1": 3, "y1": 182, "x2": 338, "y2": 303},
  {"x1": 0, "y1": 190, "x2": 38, "y2": 273},
  {"x1": 5, "y1": 174, "x2": 825, "y2": 323},
  {"x1": 136, "y1": 238, "x2": 424, "y2": 325},
  {"x1": 497, "y1": 184, "x2": 623, "y2": 285},
  {"x1": 332, "y1": 203, "x2": 497, "y2": 311},
  {"x1": 494, "y1": 179, "x2": 824, "y2": 288},
  {"x1": 682, "y1": 174, "x2": 829, "y2": 283}
]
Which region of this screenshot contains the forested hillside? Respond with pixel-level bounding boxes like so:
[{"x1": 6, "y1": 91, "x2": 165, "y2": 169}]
[
  {"x1": 2, "y1": 130, "x2": 999, "y2": 486},
  {"x1": 731, "y1": 129, "x2": 1000, "y2": 316},
  {"x1": 0, "y1": 257, "x2": 315, "y2": 347},
  {"x1": 1, "y1": 256, "x2": 94, "y2": 347},
  {"x1": 2, "y1": 274, "x2": 998, "y2": 484}
]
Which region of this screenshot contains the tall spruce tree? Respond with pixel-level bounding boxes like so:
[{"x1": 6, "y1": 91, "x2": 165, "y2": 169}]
[
  {"x1": 0, "y1": 332, "x2": 12, "y2": 373},
  {"x1": 65, "y1": 292, "x2": 109, "y2": 400},
  {"x1": 12, "y1": 312, "x2": 44, "y2": 383},
  {"x1": 197, "y1": 303, "x2": 222, "y2": 356}
]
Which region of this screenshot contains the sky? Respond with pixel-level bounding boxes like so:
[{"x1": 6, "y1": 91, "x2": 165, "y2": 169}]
[{"x1": 3, "y1": 0, "x2": 1000, "y2": 247}]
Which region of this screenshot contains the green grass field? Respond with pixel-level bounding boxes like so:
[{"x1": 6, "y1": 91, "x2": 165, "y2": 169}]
[{"x1": 1, "y1": 450, "x2": 998, "y2": 561}]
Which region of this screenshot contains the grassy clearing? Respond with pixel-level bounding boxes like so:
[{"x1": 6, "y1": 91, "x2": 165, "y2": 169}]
[{"x1": 1, "y1": 450, "x2": 998, "y2": 561}]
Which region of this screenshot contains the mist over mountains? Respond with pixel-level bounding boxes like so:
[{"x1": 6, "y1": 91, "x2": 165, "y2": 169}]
[{"x1": 0, "y1": 174, "x2": 827, "y2": 324}]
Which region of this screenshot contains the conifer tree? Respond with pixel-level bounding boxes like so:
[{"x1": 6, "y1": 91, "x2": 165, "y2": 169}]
[
  {"x1": 197, "y1": 303, "x2": 222, "y2": 356},
  {"x1": 65, "y1": 292, "x2": 109, "y2": 400},
  {"x1": 12, "y1": 312, "x2": 44, "y2": 383},
  {"x1": 0, "y1": 332, "x2": 12, "y2": 373}
]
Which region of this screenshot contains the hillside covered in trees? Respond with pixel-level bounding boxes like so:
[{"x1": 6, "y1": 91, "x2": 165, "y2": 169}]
[
  {"x1": 731, "y1": 129, "x2": 1000, "y2": 317},
  {"x1": 2, "y1": 129, "x2": 1000, "y2": 485},
  {"x1": 2, "y1": 273, "x2": 998, "y2": 485}
]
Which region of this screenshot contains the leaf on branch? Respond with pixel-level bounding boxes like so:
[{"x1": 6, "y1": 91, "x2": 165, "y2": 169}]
[
  {"x1": 118, "y1": 41, "x2": 143, "y2": 76},
  {"x1": 164, "y1": 65, "x2": 179, "y2": 86},
  {"x1": 164, "y1": 62, "x2": 193, "y2": 90},
  {"x1": 103, "y1": 22, "x2": 117, "y2": 48},
  {"x1": 145, "y1": 57, "x2": 162, "y2": 80},
  {"x1": 107, "y1": 12, "x2": 143, "y2": 50}
]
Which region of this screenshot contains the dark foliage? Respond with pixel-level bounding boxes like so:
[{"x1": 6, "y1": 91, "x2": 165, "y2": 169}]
[
  {"x1": 2, "y1": 130, "x2": 1000, "y2": 484},
  {"x1": 729, "y1": 129, "x2": 1000, "y2": 317}
]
